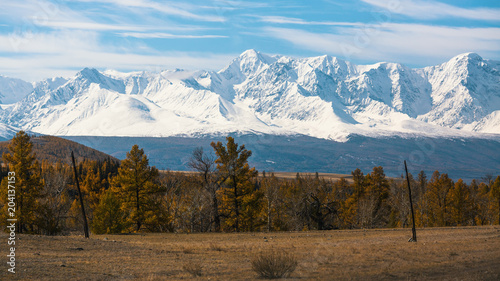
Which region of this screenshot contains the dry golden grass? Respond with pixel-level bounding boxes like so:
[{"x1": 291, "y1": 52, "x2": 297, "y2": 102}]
[
  {"x1": 1, "y1": 226, "x2": 499, "y2": 280},
  {"x1": 264, "y1": 172, "x2": 354, "y2": 182},
  {"x1": 168, "y1": 170, "x2": 354, "y2": 182}
]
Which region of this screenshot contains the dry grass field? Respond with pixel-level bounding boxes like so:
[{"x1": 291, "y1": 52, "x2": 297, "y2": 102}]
[
  {"x1": 2, "y1": 226, "x2": 499, "y2": 280},
  {"x1": 173, "y1": 171, "x2": 354, "y2": 182}
]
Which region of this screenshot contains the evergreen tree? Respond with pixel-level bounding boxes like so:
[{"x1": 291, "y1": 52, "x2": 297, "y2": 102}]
[
  {"x1": 1, "y1": 131, "x2": 43, "y2": 233},
  {"x1": 415, "y1": 170, "x2": 429, "y2": 227},
  {"x1": 426, "y1": 171, "x2": 453, "y2": 226},
  {"x1": 91, "y1": 189, "x2": 126, "y2": 234},
  {"x1": 360, "y1": 167, "x2": 390, "y2": 228},
  {"x1": 112, "y1": 145, "x2": 162, "y2": 232},
  {"x1": 211, "y1": 137, "x2": 259, "y2": 232},
  {"x1": 351, "y1": 168, "x2": 365, "y2": 199},
  {"x1": 448, "y1": 179, "x2": 472, "y2": 226},
  {"x1": 490, "y1": 176, "x2": 500, "y2": 224}
]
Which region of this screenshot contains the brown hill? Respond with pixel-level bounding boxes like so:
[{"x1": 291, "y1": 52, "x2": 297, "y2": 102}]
[{"x1": 0, "y1": 135, "x2": 119, "y2": 165}]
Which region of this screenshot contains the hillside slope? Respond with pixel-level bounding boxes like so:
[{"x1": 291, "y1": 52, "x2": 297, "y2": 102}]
[{"x1": 0, "y1": 135, "x2": 119, "y2": 165}]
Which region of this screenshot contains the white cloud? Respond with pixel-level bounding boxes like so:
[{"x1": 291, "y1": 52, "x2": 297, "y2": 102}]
[
  {"x1": 0, "y1": 50, "x2": 235, "y2": 82},
  {"x1": 0, "y1": 30, "x2": 100, "y2": 54},
  {"x1": 39, "y1": 21, "x2": 148, "y2": 31},
  {"x1": 72, "y1": 0, "x2": 225, "y2": 22},
  {"x1": 121, "y1": 32, "x2": 228, "y2": 39},
  {"x1": 0, "y1": 30, "x2": 234, "y2": 81},
  {"x1": 264, "y1": 23, "x2": 500, "y2": 65},
  {"x1": 257, "y1": 16, "x2": 363, "y2": 26},
  {"x1": 35, "y1": 19, "x2": 216, "y2": 34},
  {"x1": 361, "y1": 0, "x2": 500, "y2": 21}
]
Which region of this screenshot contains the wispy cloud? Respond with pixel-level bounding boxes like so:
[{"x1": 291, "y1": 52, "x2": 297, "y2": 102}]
[
  {"x1": 1, "y1": 0, "x2": 499, "y2": 81},
  {"x1": 121, "y1": 32, "x2": 228, "y2": 39},
  {"x1": 72, "y1": 0, "x2": 225, "y2": 22},
  {"x1": 264, "y1": 23, "x2": 500, "y2": 64},
  {"x1": 36, "y1": 19, "x2": 213, "y2": 33},
  {"x1": 362, "y1": 0, "x2": 500, "y2": 21},
  {"x1": 39, "y1": 21, "x2": 148, "y2": 32},
  {"x1": 0, "y1": 51, "x2": 235, "y2": 82},
  {"x1": 258, "y1": 16, "x2": 363, "y2": 26},
  {"x1": 0, "y1": 29, "x2": 233, "y2": 81},
  {"x1": 211, "y1": 0, "x2": 270, "y2": 9},
  {"x1": 0, "y1": 31, "x2": 100, "y2": 54}
]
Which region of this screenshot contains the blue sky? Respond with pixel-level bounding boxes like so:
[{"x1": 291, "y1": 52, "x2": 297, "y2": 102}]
[{"x1": 1, "y1": 0, "x2": 499, "y2": 81}]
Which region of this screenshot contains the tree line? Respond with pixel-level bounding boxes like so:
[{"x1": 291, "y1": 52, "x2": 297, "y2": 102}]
[{"x1": 0, "y1": 131, "x2": 499, "y2": 235}]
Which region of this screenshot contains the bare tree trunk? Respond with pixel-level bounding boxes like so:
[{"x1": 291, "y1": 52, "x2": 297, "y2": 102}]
[
  {"x1": 233, "y1": 176, "x2": 239, "y2": 232},
  {"x1": 136, "y1": 186, "x2": 141, "y2": 231},
  {"x1": 71, "y1": 151, "x2": 89, "y2": 238},
  {"x1": 212, "y1": 194, "x2": 221, "y2": 232},
  {"x1": 404, "y1": 161, "x2": 417, "y2": 242},
  {"x1": 267, "y1": 200, "x2": 272, "y2": 231}
]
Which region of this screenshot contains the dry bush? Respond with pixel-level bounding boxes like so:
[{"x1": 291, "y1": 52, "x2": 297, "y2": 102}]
[
  {"x1": 251, "y1": 249, "x2": 298, "y2": 279},
  {"x1": 182, "y1": 262, "x2": 202, "y2": 277},
  {"x1": 209, "y1": 242, "x2": 224, "y2": 252},
  {"x1": 181, "y1": 247, "x2": 194, "y2": 254}
]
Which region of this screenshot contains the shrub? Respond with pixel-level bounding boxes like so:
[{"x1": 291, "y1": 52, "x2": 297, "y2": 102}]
[
  {"x1": 251, "y1": 249, "x2": 298, "y2": 279},
  {"x1": 209, "y1": 242, "x2": 224, "y2": 252},
  {"x1": 183, "y1": 262, "x2": 202, "y2": 277}
]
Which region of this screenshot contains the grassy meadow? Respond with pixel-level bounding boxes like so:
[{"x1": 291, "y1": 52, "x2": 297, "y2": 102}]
[{"x1": 1, "y1": 226, "x2": 499, "y2": 280}]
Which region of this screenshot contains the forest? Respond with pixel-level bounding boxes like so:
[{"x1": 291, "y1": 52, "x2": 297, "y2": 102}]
[{"x1": 0, "y1": 131, "x2": 499, "y2": 235}]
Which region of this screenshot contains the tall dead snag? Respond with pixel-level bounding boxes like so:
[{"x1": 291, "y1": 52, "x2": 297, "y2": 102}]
[
  {"x1": 71, "y1": 151, "x2": 89, "y2": 238},
  {"x1": 404, "y1": 160, "x2": 417, "y2": 242}
]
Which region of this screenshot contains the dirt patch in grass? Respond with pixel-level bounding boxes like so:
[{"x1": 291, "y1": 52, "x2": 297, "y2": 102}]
[{"x1": 1, "y1": 226, "x2": 499, "y2": 280}]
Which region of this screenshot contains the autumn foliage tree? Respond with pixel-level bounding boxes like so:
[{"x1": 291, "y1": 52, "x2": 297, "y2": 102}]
[
  {"x1": 425, "y1": 171, "x2": 453, "y2": 226},
  {"x1": 111, "y1": 145, "x2": 163, "y2": 232},
  {"x1": 2, "y1": 131, "x2": 500, "y2": 235},
  {"x1": 188, "y1": 147, "x2": 221, "y2": 232},
  {"x1": 37, "y1": 162, "x2": 72, "y2": 235},
  {"x1": 491, "y1": 176, "x2": 500, "y2": 224},
  {"x1": 91, "y1": 189, "x2": 126, "y2": 234},
  {"x1": 1, "y1": 131, "x2": 43, "y2": 233},
  {"x1": 211, "y1": 137, "x2": 260, "y2": 232}
]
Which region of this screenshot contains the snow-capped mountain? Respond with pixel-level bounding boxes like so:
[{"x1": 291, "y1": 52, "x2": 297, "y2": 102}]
[
  {"x1": 0, "y1": 50, "x2": 499, "y2": 141},
  {"x1": 0, "y1": 75, "x2": 34, "y2": 104}
]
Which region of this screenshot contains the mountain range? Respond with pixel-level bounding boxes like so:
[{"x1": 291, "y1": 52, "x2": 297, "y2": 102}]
[
  {"x1": 0, "y1": 50, "x2": 499, "y2": 179},
  {"x1": 0, "y1": 50, "x2": 499, "y2": 141}
]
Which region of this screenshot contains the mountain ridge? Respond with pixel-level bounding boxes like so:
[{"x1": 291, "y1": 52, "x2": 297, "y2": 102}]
[{"x1": 0, "y1": 50, "x2": 498, "y2": 141}]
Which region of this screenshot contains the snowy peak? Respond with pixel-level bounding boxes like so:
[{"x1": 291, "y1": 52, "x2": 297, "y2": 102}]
[
  {"x1": 419, "y1": 52, "x2": 500, "y2": 130},
  {"x1": 238, "y1": 49, "x2": 276, "y2": 65},
  {"x1": 0, "y1": 51, "x2": 499, "y2": 140},
  {"x1": 452, "y1": 52, "x2": 483, "y2": 65},
  {"x1": 0, "y1": 76, "x2": 34, "y2": 104},
  {"x1": 219, "y1": 49, "x2": 277, "y2": 82},
  {"x1": 304, "y1": 55, "x2": 354, "y2": 78},
  {"x1": 75, "y1": 67, "x2": 125, "y2": 93}
]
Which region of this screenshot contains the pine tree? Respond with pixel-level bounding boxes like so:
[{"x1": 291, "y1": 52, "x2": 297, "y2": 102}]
[
  {"x1": 91, "y1": 189, "x2": 126, "y2": 234},
  {"x1": 425, "y1": 171, "x2": 453, "y2": 226},
  {"x1": 1, "y1": 131, "x2": 43, "y2": 233},
  {"x1": 351, "y1": 168, "x2": 365, "y2": 199},
  {"x1": 112, "y1": 145, "x2": 162, "y2": 232},
  {"x1": 490, "y1": 176, "x2": 500, "y2": 224},
  {"x1": 360, "y1": 167, "x2": 390, "y2": 228},
  {"x1": 471, "y1": 180, "x2": 490, "y2": 225},
  {"x1": 261, "y1": 173, "x2": 280, "y2": 231},
  {"x1": 211, "y1": 137, "x2": 259, "y2": 232},
  {"x1": 415, "y1": 171, "x2": 429, "y2": 227},
  {"x1": 448, "y1": 179, "x2": 471, "y2": 226}
]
